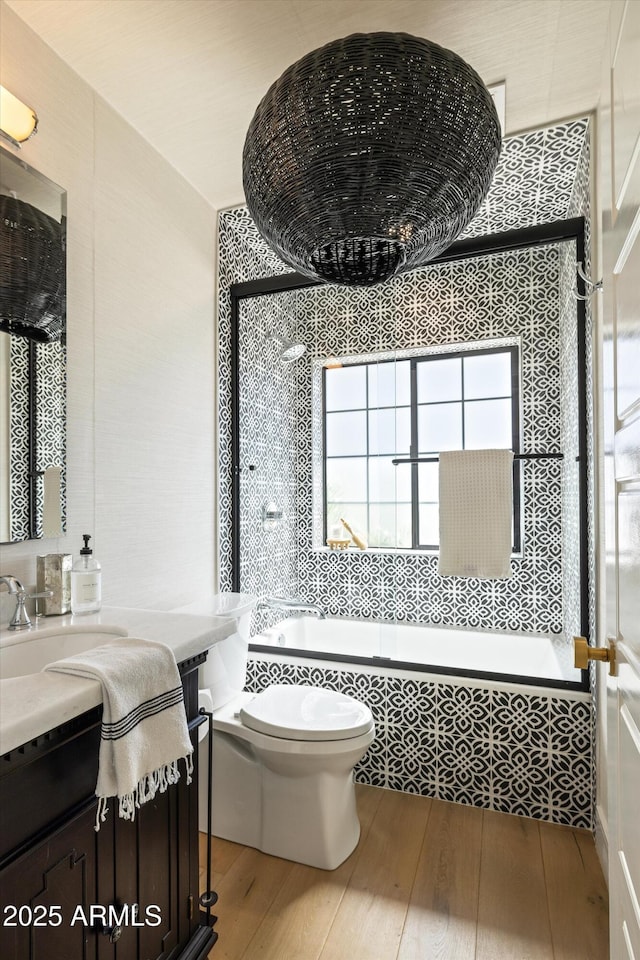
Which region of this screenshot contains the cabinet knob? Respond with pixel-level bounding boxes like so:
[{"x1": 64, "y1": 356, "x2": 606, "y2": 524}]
[{"x1": 101, "y1": 923, "x2": 123, "y2": 944}]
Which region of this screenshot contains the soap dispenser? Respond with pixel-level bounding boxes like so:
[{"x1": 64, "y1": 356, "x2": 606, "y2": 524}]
[{"x1": 71, "y1": 534, "x2": 102, "y2": 615}]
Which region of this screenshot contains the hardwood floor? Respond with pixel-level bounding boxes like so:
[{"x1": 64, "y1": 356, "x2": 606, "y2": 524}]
[{"x1": 200, "y1": 785, "x2": 608, "y2": 960}]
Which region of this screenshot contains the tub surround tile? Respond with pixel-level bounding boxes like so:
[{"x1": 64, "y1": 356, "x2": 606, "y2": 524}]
[
  {"x1": 337, "y1": 671, "x2": 388, "y2": 723},
  {"x1": 438, "y1": 684, "x2": 491, "y2": 739},
  {"x1": 218, "y1": 120, "x2": 592, "y2": 648},
  {"x1": 222, "y1": 118, "x2": 595, "y2": 830},
  {"x1": 491, "y1": 690, "x2": 551, "y2": 748},
  {"x1": 246, "y1": 655, "x2": 592, "y2": 829},
  {"x1": 387, "y1": 724, "x2": 438, "y2": 780},
  {"x1": 303, "y1": 666, "x2": 343, "y2": 689},
  {"x1": 387, "y1": 677, "x2": 437, "y2": 729},
  {"x1": 436, "y1": 734, "x2": 493, "y2": 790},
  {"x1": 438, "y1": 783, "x2": 495, "y2": 810},
  {"x1": 549, "y1": 697, "x2": 591, "y2": 753},
  {"x1": 492, "y1": 744, "x2": 551, "y2": 796}
]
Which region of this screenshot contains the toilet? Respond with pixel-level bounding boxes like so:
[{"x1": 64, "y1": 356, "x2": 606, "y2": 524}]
[{"x1": 195, "y1": 596, "x2": 375, "y2": 871}]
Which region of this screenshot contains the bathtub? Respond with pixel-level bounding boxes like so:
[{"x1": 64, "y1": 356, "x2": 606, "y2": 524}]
[
  {"x1": 251, "y1": 614, "x2": 580, "y2": 688},
  {"x1": 246, "y1": 614, "x2": 592, "y2": 829}
]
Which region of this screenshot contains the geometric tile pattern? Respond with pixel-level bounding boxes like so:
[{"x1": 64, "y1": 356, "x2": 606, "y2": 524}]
[
  {"x1": 234, "y1": 240, "x2": 573, "y2": 638},
  {"x1": 565, "y1": 129, "x2": 598, "y2": 827},
  {"x1": 246, "y1": 654, "x2": 593, "y2": 829},
  {"x1": 218, "y1": 118, "x2": 594, "y2": 652},
  {"x1": 459, "y1": 118, "x2": 590, "y2": 239},
  {"x1": 8, "y1": 336, "x2": 66, "y2": 541},
  {"x1": 559, "y1": 239, "x2": 582, "y2": 646},
  {"x1": 289, "y1": 244, "x2": 569, "y2": 636},
  {"x1": 9, "y1": 339, "x2": 31, "y2": 542},
  {"x1": 33, "y1": 337, "x2": 67, "y2": 539},
  {"x1": 220, "y1": 118, "x2": 595, "y2": 827}
]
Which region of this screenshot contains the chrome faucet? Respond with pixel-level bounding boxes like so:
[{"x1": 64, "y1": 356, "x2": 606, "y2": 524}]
[
  {"x1": 256, "y1": 597, "x2": 326, "y2": 619},
  {"x1": 0, "y1": 575, "x2": 52, "y2": 630}
]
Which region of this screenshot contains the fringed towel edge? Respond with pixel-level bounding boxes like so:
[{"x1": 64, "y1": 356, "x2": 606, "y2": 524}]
[{"x1": 95, "y1": 752, "x2": 194, "y2": 832}]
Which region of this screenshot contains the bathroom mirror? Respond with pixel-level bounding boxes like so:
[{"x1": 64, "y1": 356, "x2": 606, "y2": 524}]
[{"x1": 0, "y1": 146, "x2": 67, "y2": 543}]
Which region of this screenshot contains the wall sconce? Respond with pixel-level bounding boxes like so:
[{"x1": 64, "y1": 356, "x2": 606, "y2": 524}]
[{"x1": 0, "y1": 86, "x2": 38, "y2": 148}]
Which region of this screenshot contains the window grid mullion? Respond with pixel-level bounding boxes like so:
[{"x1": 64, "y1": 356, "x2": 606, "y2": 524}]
[
  {"x1": 410, "y1": 359, "x2": 419, "y2": 550},
  {"x1": 461, "y1": 356, "x2": 466, "y2": 450},
  {"x1": 324, "y1": 346, "x2": 519, "y2": 554}
]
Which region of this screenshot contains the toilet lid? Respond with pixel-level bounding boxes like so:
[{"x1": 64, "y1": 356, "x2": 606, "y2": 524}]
[{"x1": 240, "y1": 684, "x2": 374, "y2": 741}]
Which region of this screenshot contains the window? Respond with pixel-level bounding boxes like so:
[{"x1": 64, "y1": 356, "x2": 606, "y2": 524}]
[{"x1": 323, "y1": 345, "x2": 520, "y2": 551}]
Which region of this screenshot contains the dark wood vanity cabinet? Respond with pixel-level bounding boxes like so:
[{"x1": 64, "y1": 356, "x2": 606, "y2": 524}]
[{"x1": 0, "y1": 653, "x2": 216, "y2": 960}]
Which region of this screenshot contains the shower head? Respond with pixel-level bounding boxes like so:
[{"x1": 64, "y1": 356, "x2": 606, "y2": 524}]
[
  {"x1": 280, "y1": 339, "x2": 306, "y2": 363},
  {"x1": 267, "y1": 334, "x2": 306, "y2": 364}
]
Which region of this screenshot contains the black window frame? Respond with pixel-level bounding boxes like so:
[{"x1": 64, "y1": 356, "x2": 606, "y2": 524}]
[{"x1": 322, "y1": 344, "x2": 521, "y2": 552}]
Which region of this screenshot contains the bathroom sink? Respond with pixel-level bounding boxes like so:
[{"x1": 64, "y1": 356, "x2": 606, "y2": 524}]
[{"x1": 0, "y1": 625, "x2": 129, "y2": 679}]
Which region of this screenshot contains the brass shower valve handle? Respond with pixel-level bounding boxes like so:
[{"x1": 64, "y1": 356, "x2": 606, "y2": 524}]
[{"x1": 574, "y1": 636, "x2": 617, "y2": 676}]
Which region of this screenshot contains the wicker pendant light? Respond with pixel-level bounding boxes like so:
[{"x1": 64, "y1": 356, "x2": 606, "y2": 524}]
[
  {"x1": 243, "y1": 32, "x2": 501, "y2": 287},
  {"x1": 0, "y1": 194, "x2": 65, "y2": 342}
]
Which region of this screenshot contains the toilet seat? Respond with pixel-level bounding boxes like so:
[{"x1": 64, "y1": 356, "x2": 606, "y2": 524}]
[{"x1": 239, "y1": 684, "x2": 373, "y2": 741}]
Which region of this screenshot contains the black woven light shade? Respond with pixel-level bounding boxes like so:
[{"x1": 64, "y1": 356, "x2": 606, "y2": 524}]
[
  {"x1": 0, "y1": 194, "x2": 65, "y2": 342},
  {"x1": 243, "y1": 32, "x2": 501, "y2": 286}
]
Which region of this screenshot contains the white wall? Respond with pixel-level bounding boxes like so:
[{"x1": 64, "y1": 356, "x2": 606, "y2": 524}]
[{"x1": 0, "y1": 2, "x2": 217, "y2": 614}]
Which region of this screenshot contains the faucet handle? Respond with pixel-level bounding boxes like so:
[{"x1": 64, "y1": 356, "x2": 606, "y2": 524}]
[{"x1": 8, "y1": 589, "x2": 52, "y2": 630}]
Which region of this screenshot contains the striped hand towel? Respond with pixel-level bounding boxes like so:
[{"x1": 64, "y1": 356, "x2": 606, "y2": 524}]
[
  {"x1": 45, "y1": 637, "x2": 193, "y2": 830},
  {"x1": 438, "y1": 449, "x2": 514, "y2": 579}
]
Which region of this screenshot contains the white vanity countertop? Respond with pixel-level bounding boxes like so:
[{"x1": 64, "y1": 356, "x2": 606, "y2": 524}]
[{"x1": 0, "y1": 604, "x2": 238, "y2": 756}]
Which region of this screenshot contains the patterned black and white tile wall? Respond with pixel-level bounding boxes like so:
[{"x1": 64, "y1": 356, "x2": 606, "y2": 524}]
[
  {"x1": 7, "y1": 336, "x2": 66, "y2": 541},
  {"x1": 218, "y1": 120, "x2": 592, "y2": 648},
  {"x1": 245, "y1": 655, "x2": 592, "y2": 829},
  {"x1": 221, "y1": 122, "x2": 596, "y2": 648},
  {"x1": 565, "y1": 127, "x2": 598, "y2": 821},
  {"x1": 286, "y1": 244, "x2": 569, "y2": 636},
  {"x1": 218, "y1": 118, "x2": 593, "y2": 614},
  {"x1": 218, "y1": 116, "x2": 595, "y2": 826}
]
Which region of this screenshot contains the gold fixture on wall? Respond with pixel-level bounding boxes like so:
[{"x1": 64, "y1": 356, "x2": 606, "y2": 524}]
[
  {"x1": 574, "y1": 636, "x2": 617, "y2": 675},
  {"x1": 0, "y1": 85, "x2": 38, "y2": 147}
]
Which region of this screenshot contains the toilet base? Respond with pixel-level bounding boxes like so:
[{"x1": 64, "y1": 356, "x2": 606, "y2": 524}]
[{"x1": 200, "y1": 716, "x2": 374, "y2": 870}]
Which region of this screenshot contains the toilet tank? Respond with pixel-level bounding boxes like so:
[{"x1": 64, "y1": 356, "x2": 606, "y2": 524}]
[
  {"x1": 200, "y1": 616, "x2": 253, "y2": 709},
  {"x1": 171, "y1": 593, "x2": 257, "y2": 710}
]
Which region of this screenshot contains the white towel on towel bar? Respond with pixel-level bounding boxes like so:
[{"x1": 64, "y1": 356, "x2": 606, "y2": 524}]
[
  {"x1": 45, "y1": 637, "x2": 193, "y2": 829},
  {"x1": 438, "y1": 449, "x2": 514, "y2": 579}
]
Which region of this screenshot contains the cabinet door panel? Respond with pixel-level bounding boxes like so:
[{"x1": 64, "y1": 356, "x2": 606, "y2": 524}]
[
  {"x1": 95, "y1": 816, "x2": 116, "y2": 960},
  {"x1": 0, "y1": 720, "x2": 100, "y2": 861},
  {"x1": 0, "y1": 804, "x2": 98, "y2": 960},
  {"x1": 0, "y1": 662, "x2": 207, "y2": 960},
  {"x1": 136, "y1": 788, "x2": 179, "y2": 960}
]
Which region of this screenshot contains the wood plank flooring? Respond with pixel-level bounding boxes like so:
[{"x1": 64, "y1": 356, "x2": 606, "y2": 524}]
[{"x1": 200, "y1": 785, "x2": 608, "y2": 960}]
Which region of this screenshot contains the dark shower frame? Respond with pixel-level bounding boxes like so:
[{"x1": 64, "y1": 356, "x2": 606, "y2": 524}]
[{"x1": 229, "y1": 217, "x2": 590, "y2": 692}]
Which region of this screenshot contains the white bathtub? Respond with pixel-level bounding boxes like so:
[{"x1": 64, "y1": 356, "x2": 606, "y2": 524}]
[{"x1": 252, "y1": 615, "x2": 577, "y2": 685}]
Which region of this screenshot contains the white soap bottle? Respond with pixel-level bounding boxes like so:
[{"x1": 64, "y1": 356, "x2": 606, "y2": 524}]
[{"x1": 71, "y1": 534, "x2": 102, "y2": 615}]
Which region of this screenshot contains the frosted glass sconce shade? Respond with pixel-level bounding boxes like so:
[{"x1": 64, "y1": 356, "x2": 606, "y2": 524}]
[{"x1": 0, "y1": 86, "x2": 38, "y2": 148}]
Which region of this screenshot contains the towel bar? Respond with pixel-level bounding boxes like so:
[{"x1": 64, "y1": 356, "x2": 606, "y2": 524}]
[{"x1": 392, "y1": 452, "x2": 564, "y2": 466}]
